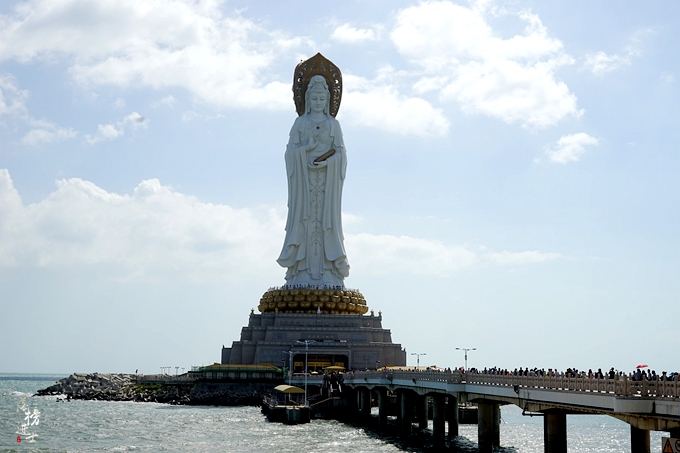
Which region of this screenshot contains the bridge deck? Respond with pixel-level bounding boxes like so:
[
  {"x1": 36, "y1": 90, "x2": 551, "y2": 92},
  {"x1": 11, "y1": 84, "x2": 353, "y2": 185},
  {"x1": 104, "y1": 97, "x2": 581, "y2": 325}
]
[{"x1": 341, "y1": 370, "x2": 680, "y2": 431}]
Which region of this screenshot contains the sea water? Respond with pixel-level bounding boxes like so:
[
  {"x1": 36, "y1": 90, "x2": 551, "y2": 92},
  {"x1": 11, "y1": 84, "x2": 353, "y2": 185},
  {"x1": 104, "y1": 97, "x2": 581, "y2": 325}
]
[{"x1": 0, "y1": 374, "x2": 666, "y2": 452}]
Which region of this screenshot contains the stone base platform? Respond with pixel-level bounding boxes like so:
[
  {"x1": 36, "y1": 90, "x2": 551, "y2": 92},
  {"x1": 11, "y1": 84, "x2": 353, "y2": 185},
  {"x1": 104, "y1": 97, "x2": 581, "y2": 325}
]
[
  {"x1": 223, "y1": 310, "x2": 406, "y2": 370},
  {"x1": 225, "y1": 287, "x2": 405, "y2": 370}
]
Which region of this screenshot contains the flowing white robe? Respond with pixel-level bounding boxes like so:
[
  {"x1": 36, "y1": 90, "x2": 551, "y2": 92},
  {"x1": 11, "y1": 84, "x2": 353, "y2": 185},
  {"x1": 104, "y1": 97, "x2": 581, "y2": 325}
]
[{"x1": 277, "y1": 114, "x2": 350, "y2": 287}]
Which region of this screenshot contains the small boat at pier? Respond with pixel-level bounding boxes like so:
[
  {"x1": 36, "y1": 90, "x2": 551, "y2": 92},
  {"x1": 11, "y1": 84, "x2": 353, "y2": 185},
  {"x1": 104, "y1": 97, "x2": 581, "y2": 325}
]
[{"x1": 261, "y1": 385, "x2": 310, "y2": 424}]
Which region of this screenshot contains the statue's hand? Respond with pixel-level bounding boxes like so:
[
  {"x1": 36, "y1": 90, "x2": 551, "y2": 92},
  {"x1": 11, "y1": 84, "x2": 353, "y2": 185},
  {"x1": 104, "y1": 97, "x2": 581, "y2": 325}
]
[
  {"x1": 311, "y1": 160, "x2": 328, "y2": 168},
  {"x1": 306, "y1": 135, "x2": 318, "y2": 151}
]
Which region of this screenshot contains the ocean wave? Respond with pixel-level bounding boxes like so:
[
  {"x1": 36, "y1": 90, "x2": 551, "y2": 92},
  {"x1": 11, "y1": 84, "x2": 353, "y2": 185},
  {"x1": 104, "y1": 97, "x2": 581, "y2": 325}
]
[{"x1": 9, "y1": 391, "x2": 33, "y2": 396}]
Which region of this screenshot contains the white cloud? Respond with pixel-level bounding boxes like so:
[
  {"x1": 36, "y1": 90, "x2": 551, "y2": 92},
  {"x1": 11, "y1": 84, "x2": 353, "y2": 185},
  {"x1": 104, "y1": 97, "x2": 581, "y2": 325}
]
[
  {"x1": 545, "y1": 132, "x2": 599, "y2": 164},
  {"x1": 0, "y1": 0, "x2": 299, "y2": 111},
  {"x1": 0, "y1": 74, "x2": 28, "y2": 117},
  {"x1": 85, "y1": 111, "x2": 148, "y2": 144},
  {"x1": 22, "y1": 118, "x2": 77, "y2": 145},
  {"x1": 153, "y1": 95, "x2": 176, "y2": 108},
  {"x1": 349, "y1": 233, "x2": 562, "y2": 276},
  {"x1": 348, "y1": 233, "x2": 477, "y2": 276},
  {"x1": 583, "y1": 51, "x2": 631, "y2": 76},
  {"x1": 0, "y1": 74, "x2": 77, "y2": 145},
  {"x1": 0, "y1": 169, "x2": 283, "y2": 282},
  {"x1": 180, "y1": 110, "x2": 225, "y2": 122},
  {"x1": 390, "y1": 1, "x2": 581, "y2": 128},
  {"x1": 331, "y1": 24, "x2": 379, "y2": 43},
  {"x1": 182, "y1": 110, "x2": 200, "y2": 122},
  {"x1": 342, "y1": 74, "x2": 450, "y2": 136},
  {"x1": 0, "y1": 169, "x2": 562, "y2": 281},
  {"x1": 486, "y1": 250, "x2": 562, "y2": 266},
  {"x1": 660, "y1": 72, "x2": 674, "y2": 84},
  {"x1": 583, "y1": 29, "x2": 652, "y2": 76}
]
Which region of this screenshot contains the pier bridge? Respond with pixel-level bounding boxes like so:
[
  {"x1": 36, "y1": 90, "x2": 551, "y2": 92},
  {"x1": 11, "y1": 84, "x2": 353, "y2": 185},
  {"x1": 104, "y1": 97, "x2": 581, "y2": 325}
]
[{"x1": 334, "y1": 369, "x2": 680, "y2": 453}]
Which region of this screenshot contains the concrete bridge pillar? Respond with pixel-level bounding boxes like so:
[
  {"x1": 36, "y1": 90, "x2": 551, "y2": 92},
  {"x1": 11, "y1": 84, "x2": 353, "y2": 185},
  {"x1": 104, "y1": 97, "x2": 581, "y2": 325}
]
[
  {"x1": 432, "y1": 394, "x2": 446, "y2": 447},
  {"x1": 359, "y1": 387, "x2": 371, "y2": 417},
  {"x1": 416, "y1": 394, "x2": 429, "y2": 429},
  {"x1": 630, "y1": 426, "x2": 650, "y2": 453},
  {"x1": 399, "y1": 390, "x2": 414, "y2": 437},
  {"x1": 544, "y1": 412, "x2": 567, "y2": 453},
  {"x1": 346, "y1": 387, "x2": 357, "y2": 412},
  {"x1": 478, "y1": 401, "x2": 500, "y2": 453},
  {"x1": 376, "y1": 388, "x2": 388, "y2": 427},
  {"x1": 447, "y1": 395, "x2": 459, "y2": 438}
]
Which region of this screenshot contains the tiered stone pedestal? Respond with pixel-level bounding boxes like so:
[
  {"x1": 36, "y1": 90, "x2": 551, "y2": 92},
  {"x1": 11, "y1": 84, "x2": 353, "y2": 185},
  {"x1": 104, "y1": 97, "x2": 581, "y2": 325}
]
[{"x1": 223, "y1": 288, "x2": 405, "y2": 370}]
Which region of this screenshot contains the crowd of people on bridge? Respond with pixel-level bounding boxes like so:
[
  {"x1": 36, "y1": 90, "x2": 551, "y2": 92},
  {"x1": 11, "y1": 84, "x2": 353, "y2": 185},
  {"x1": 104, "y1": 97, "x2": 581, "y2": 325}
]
[
  {"x1": 462, "y1": 366, "x2": 677, "y2": 381},
  {"x1": 376, "y1": 365, "x2": 678, "y2": 382}
]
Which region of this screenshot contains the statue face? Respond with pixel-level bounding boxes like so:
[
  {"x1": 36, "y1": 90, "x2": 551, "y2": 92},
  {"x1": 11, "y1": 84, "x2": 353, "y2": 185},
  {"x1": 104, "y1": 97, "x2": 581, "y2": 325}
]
[{"x1": 307, "y1": 90, "x2": 327, "y2": 114}]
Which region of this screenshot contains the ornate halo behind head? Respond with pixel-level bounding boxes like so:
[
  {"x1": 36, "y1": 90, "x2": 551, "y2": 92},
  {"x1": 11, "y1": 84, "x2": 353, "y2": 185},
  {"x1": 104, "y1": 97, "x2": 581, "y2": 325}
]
[{"x1": 293, "y1": 53, "x2": 342, "y2": 118}]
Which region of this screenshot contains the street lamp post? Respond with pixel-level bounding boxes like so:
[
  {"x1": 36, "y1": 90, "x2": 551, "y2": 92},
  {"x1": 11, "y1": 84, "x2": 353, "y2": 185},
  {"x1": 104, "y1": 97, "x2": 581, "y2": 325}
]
[
  {"x1": 295, "y1": 340, "x2": 316, "y2": 405},
  {"x1": 411, "y1": 352, "x2": 426, "y2": 368},
  {"x1": 455, "y1": 347, "x2": 476, "y2": 371},
  {"x1": 282, "y1": 350, "x2": 294, "y2": 385}
]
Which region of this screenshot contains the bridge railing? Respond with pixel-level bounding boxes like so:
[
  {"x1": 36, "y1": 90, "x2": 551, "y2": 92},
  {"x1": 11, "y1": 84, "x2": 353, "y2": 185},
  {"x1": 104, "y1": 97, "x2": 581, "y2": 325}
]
[
  {"x1": 289, "y1": 375, "x2": 324, "y2": 385},
  {"x1": 466, "y1": 373, "x2": 680, "y2": 398},
  {"x1": 346, "y1": 370, "x2": 679, "y2": 399},
  {"x1": 345, "y1": 370, "x2": 464, "y2": 383},
  {"x1": 466, "y1": 374, "x2": 621, "y2": 394}
]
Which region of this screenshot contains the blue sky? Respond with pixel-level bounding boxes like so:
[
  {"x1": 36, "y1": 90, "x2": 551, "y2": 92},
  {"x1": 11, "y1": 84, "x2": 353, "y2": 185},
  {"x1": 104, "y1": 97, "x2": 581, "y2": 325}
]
[{"x1": 1, "y1": 0, "x2": 678, "y2": 375}]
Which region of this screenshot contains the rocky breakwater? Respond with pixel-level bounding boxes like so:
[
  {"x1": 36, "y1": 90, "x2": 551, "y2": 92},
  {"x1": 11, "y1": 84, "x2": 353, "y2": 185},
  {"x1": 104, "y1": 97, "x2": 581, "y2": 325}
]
[
  {"x1": 35, "y1": 373, "x2": 274, "y2": 406},
  {"x1": 35, "y1": 373, "x2": 191, "y2": 404}
]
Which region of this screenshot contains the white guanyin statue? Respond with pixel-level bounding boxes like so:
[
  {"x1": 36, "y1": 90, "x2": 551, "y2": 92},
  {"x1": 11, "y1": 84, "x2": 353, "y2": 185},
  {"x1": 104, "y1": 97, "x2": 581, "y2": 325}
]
[{"x1": 277, "y1": 55, "x2": 350, "y2": 288}]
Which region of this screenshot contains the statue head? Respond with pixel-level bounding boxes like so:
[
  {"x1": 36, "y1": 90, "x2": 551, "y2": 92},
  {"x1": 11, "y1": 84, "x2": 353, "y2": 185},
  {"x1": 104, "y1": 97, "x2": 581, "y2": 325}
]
[{"x1": 305, "y1": 75, "x2": 330, "y2": 115}]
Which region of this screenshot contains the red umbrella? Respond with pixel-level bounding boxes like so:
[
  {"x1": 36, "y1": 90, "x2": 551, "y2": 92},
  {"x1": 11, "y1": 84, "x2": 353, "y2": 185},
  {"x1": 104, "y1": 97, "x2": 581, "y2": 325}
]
[{"x1": 636, "y1": 364, "x2": 648, "y2": 369}]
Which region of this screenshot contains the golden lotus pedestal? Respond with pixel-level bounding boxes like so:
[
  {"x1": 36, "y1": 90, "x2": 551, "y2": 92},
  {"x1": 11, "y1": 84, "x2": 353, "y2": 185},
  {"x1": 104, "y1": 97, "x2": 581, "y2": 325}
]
[{"x1": 258, "y1": 288, "x2": 369, "y2": 315}]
